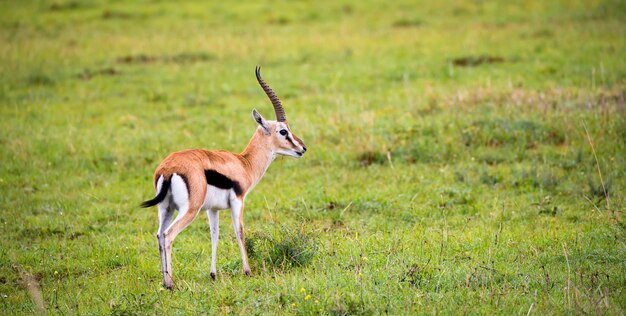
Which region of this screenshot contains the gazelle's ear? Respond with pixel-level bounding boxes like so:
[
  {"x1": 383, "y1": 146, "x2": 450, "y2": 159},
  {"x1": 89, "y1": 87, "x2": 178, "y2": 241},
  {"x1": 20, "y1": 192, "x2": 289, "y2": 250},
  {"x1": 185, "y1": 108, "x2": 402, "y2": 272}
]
[{"x1": 252, "y1": 109, "x2": 270, "y2": 135}]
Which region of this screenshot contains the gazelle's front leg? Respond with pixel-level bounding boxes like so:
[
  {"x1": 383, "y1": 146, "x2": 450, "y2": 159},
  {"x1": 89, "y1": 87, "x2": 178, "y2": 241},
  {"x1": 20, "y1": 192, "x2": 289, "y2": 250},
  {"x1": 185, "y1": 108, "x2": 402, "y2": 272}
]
[
  {"x1": 230, "y1": 197, "x2": 251, "y2": 275},
  {"x1": 207, "y1": 209, "x2": 219, "y2": 279}
]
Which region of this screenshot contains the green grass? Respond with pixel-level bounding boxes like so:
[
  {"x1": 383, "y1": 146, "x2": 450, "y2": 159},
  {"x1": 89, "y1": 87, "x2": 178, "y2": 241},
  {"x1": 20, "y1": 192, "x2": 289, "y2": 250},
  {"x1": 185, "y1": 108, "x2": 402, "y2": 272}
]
[{"x1": 1, "y1": 0, "x2": 625, "y2": 314}]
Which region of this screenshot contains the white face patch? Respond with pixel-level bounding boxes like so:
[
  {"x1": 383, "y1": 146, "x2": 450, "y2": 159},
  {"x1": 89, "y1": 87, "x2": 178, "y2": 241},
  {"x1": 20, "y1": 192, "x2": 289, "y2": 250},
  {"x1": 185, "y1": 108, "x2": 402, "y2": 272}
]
[{"x1": 272, "y1": 121, "x2": 306, "y2": 158}]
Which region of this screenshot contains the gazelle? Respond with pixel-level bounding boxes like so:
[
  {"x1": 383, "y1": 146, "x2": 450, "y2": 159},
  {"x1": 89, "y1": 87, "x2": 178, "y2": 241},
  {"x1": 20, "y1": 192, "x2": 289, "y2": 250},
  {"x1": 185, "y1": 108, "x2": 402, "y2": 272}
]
[{"x1": 140, "y1": 67, "x2": 307, "y2": 289}]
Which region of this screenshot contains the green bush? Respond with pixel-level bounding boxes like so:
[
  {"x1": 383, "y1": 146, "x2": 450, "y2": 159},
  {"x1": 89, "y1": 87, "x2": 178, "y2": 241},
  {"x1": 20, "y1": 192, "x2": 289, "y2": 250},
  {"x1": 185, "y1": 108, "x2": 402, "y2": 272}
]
[{"x1": 246, "y1": 225, "x2": 318, "y2": 270}]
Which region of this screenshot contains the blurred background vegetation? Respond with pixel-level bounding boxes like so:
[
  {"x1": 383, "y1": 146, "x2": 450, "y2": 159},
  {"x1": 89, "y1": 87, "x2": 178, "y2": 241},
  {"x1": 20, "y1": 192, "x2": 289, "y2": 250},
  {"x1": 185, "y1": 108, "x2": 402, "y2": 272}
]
[{"x1": 0, "y1": 0, "x2": 624, "y2": 314}]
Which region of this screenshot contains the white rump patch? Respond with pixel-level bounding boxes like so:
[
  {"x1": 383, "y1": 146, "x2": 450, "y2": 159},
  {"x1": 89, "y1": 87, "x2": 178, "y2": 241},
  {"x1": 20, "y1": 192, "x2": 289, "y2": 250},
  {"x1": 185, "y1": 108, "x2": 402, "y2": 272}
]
[{"x1": 170, "y1": 173, "x2": 189, "y2": 218}]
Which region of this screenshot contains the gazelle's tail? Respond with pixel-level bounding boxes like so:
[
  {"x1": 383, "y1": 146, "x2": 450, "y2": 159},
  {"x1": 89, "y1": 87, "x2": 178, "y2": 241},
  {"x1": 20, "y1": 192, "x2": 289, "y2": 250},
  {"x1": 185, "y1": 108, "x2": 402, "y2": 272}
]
[{"x1": 140, "y1": 178, "x2": 170, "y2": 208}]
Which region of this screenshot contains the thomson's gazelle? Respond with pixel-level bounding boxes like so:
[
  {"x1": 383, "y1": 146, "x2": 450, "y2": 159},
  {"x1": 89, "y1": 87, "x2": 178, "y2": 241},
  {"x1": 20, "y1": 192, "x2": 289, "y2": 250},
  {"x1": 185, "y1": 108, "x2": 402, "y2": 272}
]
[{"x1": 141, "y1": 67, "x2": 307, "y2": 289}]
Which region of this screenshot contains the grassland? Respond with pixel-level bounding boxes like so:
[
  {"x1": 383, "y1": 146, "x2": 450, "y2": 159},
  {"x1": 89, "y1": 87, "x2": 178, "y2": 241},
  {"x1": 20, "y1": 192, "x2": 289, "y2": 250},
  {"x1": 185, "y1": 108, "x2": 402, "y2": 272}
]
[{"x1": 0, "y1": 0, "x2": 625, "y2": 314}]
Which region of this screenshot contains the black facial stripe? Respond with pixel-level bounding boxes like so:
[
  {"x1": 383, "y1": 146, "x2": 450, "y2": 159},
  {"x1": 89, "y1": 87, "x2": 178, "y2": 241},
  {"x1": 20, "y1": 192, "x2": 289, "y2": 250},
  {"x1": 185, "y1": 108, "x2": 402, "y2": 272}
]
[
  {"x1": 204, "y1": 169, "x2": 243, "y2": 196},
  {"x1": 286, "y1": 134, "x2": 298, "y2": 147}
]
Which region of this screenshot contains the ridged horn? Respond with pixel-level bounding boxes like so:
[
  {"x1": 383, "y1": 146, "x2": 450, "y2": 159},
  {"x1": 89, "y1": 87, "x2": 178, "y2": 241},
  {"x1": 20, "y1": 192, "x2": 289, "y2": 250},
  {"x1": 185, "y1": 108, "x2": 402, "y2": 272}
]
[{"x1": 255, "y1": 66, "x2": 286, "y2": 122}]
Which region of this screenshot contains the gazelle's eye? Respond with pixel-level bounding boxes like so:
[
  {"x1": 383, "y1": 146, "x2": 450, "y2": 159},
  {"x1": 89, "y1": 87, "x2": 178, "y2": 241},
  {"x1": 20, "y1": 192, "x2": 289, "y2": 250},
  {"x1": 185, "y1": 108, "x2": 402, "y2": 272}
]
[{"x1": 279, "y1": 129, "x2": 288, "y2": 136}]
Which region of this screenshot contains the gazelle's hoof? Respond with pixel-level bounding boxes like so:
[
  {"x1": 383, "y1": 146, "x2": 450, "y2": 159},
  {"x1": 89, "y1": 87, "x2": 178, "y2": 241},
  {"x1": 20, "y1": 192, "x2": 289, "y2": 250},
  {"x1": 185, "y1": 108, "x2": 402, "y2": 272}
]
[
  {"x1": 210, "y1": 272, "x2": 216, "y2": 280},
  {"x1": 244, "y1": 269, "x2": 251, "y2": 276},
  {"x1": 163, "y1": 275, "x2": 174, "y2": 290}
]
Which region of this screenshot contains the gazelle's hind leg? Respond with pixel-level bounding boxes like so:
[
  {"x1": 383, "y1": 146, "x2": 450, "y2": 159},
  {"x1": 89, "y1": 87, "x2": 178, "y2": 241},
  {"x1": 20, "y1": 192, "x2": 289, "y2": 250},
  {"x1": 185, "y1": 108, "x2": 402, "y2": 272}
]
[
  {"x1": 157, "y1": 202, "x2": 174, "y2": 288},
  {"x1": 230, "y1": 197, "x2": 251, "y2": 275},
  {"x1": 154, "y1": 177, "x2": 175, "y2": 288},
  {"x1": 161, "y1": 173, "x2": 206, "y2": 289},
  {"x1": 207, "y1": 210, "x2": 219, "y2": 279}
]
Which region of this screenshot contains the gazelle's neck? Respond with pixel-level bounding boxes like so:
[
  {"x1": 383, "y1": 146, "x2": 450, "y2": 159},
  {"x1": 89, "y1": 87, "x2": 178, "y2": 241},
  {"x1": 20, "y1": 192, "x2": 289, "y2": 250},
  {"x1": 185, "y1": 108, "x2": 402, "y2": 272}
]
[{"x1": 241, "y1": 128, "x2": 275, "y2": 185}]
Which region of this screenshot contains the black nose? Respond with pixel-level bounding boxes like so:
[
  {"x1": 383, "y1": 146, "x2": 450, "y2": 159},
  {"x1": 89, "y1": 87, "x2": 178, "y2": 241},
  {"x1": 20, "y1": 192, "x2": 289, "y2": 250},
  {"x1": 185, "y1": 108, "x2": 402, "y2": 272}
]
[{"x1": 302, "y1": 146, "x2": 307, "y2": 152}]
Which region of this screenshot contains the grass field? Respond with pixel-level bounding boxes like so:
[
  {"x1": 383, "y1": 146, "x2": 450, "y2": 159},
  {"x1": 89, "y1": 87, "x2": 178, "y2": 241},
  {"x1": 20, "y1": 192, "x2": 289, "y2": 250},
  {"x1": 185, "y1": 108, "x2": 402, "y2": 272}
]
[{"x1": 1, "y1": 0, "x2": 625, "y2": 314}]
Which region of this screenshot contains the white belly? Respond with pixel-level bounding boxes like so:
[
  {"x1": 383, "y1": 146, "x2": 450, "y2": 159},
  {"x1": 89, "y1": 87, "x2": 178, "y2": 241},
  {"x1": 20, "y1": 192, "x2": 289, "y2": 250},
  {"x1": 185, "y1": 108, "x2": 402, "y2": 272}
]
[{"x1": 202, "y1": 185, "x2": 233, "y2": 211}]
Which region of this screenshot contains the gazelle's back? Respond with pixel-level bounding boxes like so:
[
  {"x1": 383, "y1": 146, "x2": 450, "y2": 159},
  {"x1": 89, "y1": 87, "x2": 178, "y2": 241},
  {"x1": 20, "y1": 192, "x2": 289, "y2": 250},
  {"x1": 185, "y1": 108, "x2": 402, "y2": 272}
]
[{"x1": 155, "y1": 149, "x2": 251, "y2": 186}]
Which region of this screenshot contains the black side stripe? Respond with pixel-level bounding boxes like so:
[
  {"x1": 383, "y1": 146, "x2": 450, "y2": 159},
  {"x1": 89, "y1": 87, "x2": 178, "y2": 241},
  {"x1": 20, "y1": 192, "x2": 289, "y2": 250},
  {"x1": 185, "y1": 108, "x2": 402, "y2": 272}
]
[{"x1": 204, "y1": 169, "x2": 243, "y2": 196}]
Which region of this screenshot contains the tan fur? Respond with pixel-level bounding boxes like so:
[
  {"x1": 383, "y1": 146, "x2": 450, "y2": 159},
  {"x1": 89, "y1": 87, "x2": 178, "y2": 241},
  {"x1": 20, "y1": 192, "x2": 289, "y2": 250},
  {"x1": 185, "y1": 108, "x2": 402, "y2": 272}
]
[
  {"x1": 153, "y1": 128, "x2": 278, "y2": 195},
  {"x1": 153, "y1": 122, "x2": 304, "y2": 194}
]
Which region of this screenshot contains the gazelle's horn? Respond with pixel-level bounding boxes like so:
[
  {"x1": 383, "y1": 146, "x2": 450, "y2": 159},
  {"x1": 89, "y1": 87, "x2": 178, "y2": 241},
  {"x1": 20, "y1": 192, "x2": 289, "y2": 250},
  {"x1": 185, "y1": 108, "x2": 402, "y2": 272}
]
[{"x1": 255, "y1": 66, "x2": 286, "y2": 122}]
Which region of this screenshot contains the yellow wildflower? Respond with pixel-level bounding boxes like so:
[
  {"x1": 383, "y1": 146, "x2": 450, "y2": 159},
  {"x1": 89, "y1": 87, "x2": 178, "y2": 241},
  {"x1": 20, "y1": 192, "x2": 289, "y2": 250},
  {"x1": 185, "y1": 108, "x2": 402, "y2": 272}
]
[{"x1": 304, "y1": 294, "x2": 311, "y2": 301}]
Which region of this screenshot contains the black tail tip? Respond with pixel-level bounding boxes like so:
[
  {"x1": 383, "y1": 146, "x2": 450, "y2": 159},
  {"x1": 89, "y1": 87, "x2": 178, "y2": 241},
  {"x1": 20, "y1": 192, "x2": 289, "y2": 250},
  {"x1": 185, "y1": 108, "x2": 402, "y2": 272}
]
[
  {"x1": 140, "y1": 200, "x2": 157, "y2": 208},
  {"x1": 141, "y1": 179, "x2": 171, "y2": 208}
]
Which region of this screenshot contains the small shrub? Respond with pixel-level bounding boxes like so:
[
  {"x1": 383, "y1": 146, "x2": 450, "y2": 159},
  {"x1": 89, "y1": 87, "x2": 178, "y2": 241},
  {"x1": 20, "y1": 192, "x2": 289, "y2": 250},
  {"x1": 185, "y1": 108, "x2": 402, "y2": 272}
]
[
  {"x1": 26, "y1": 73, "x2": 54, "y2": 86},
  {"x1": 116, "y1": 52, "x2": 213, "y2": 64},
  {"x1": 102, "y1": 10, "x2": 134, "y2": 20},
  {"x1": 357, "y1": 151, "x2": 387, "y2": 166},
  {"x1": 588, "y1": 178, "x2": 611, "y2": 200},
  {"x1": 462, "y1": 119, "x2": 566, "y2": 148},
  {"x1": 49, "y1": 1, "x2": 81, "y2": 11},
  {"x1": 110, "y1": 293, "x2": 156, "y2": 316},
  {"x1": 439, "y1": 188, "x2": 475, "y2": 207},
  {"x1": 454, "y1": 171, "x2": 467, "y2": 183},
  {"x1": 328, "y1": 294, "x2": 373, "y2": 316},
  {"x1": 392, "y1": 18, "x2": 424, "y2": 28},
  {"x1": 533, "y1": 196, "x2": 560, "y2": 216},
  {"x1": 559, "y1": 150, "x2": 583, "y2": 170},
  {"x1": 77, "y1": 67, "x2": 120, "y2": 80},
  {"x1": 512, "y1": 166, "x2": 560, "y2": 190},
  {"x1": 451, "y1": 55, "x2": 504, "y2": 67},
  {"x1": 400, "y1": 263, "x2": 435, "y2": 288},
  {"x1": 246, "y1": 225, "x2": 318, "y2": 269},
  {"x1": 480, "y1": 169, "x2": 501, "y2": 186}
]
